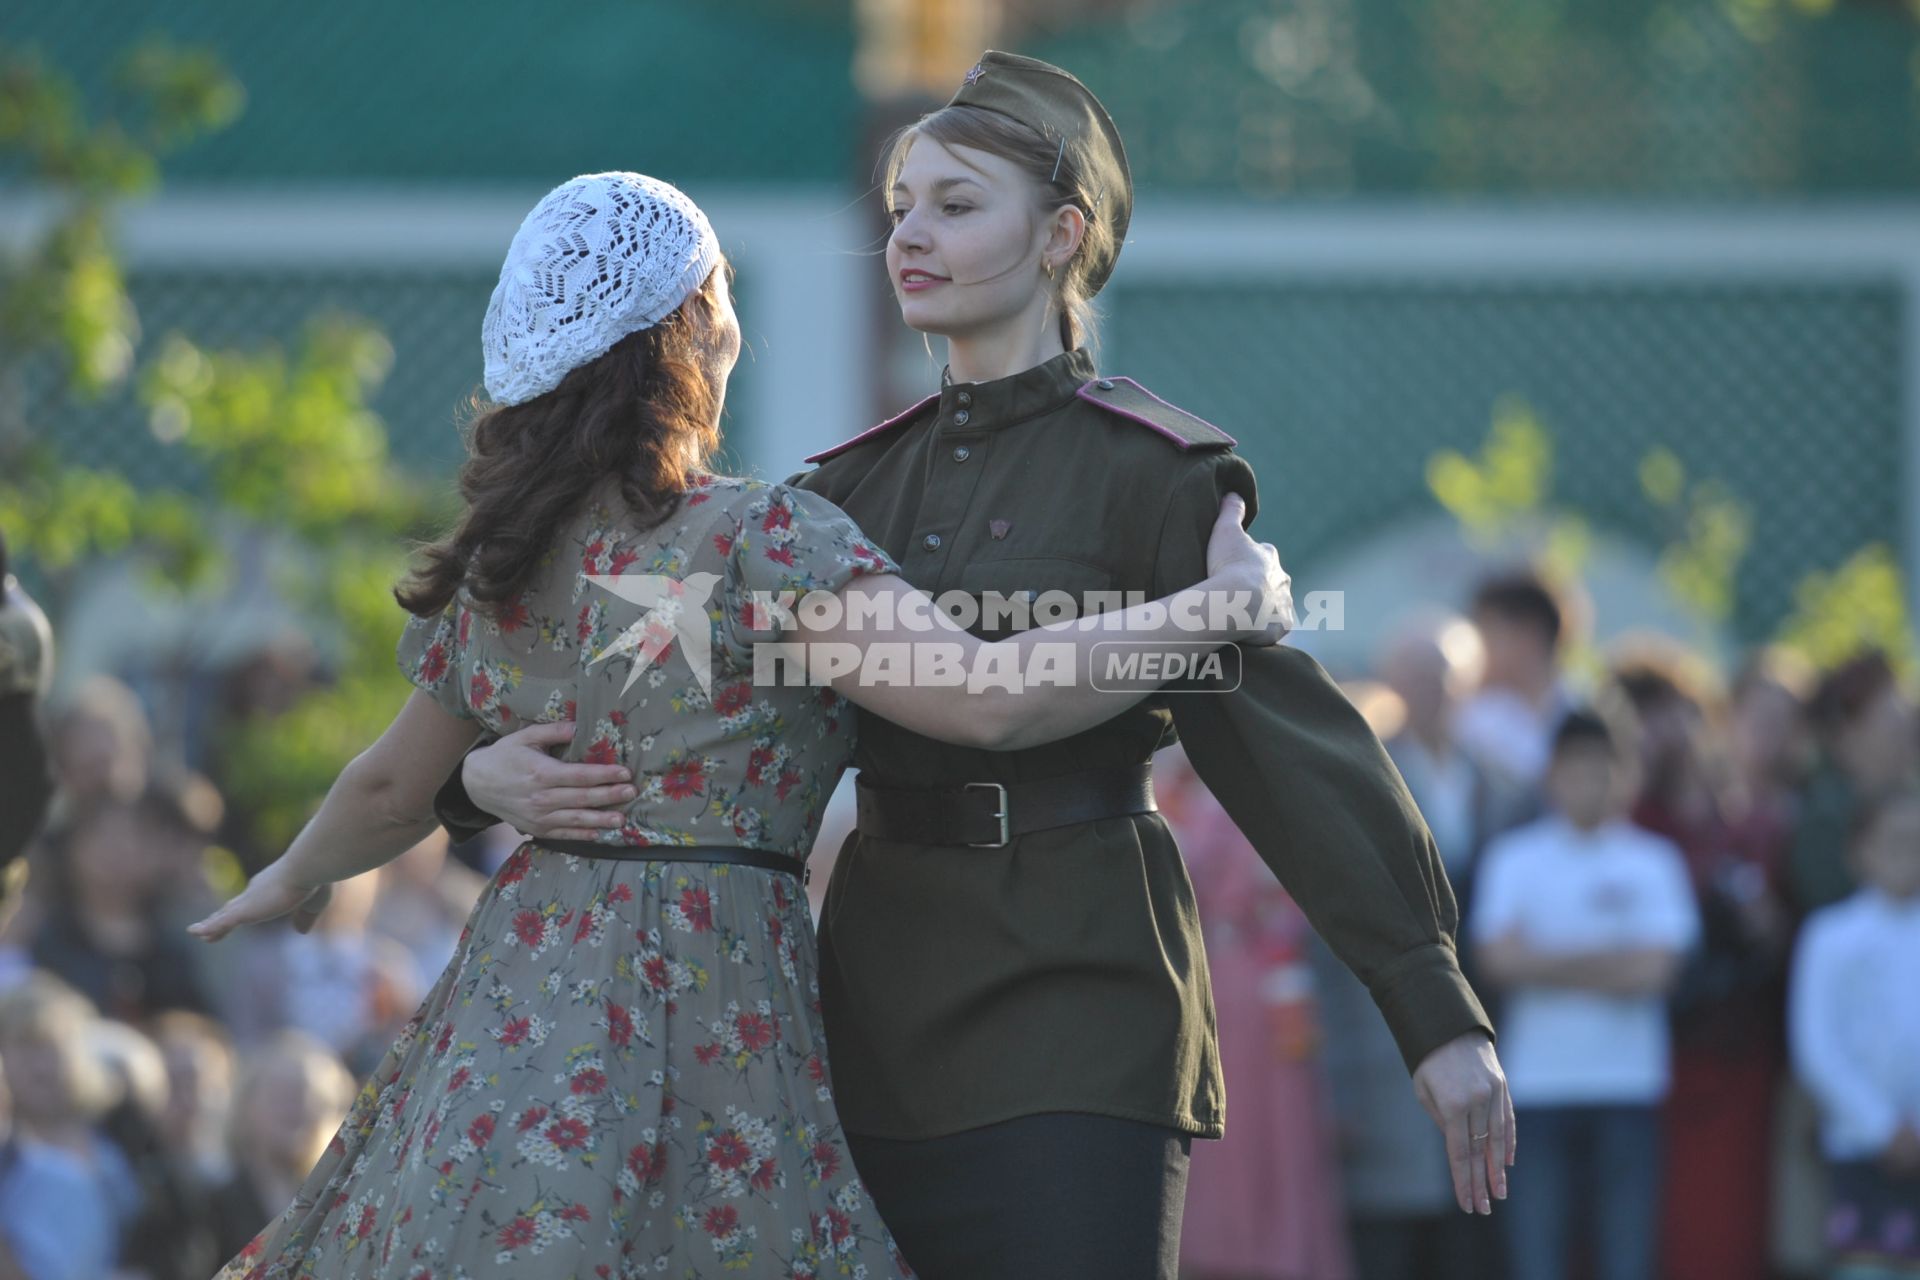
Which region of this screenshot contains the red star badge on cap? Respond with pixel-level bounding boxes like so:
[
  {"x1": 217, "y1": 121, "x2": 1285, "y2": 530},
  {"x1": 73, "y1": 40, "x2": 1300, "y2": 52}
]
[{"x1": 963, "y1": 63, "x2": 985, "y2": 87}]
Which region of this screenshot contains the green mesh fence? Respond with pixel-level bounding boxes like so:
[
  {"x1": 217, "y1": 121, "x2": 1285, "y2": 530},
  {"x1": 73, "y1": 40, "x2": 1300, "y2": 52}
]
[
  {"x1": 32, "y1": 267, "x2": 760, "y2": 489},
  {"x1": 1104, "y1": 276, "x2": 1904, "y2": 642},
  {"x1": 2, "y1": 0, "x2": 859, "y2": 185},
  {"x1": 1033, "y1": 0, "x2": 1919, "y2": 197},
  {"x1": 22, "y1": 267, "x2": 1907, "y2": 647},
  {"x1": 4, "y1": 0, "x2": 1913, "y2": 195}
]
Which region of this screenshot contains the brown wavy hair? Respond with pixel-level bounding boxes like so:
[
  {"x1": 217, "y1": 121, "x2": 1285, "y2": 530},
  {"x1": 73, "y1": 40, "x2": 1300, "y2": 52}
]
[
  {"x1": 396, "y1": 269, "x2": 726, "y2": 620},
  {"x1": 881, "y1": 104, "x2": 1115, "y2": 351}
]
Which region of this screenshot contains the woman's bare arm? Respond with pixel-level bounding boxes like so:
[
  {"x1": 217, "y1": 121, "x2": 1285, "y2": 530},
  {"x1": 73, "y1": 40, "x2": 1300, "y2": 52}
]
[{"x1": 190, "y1": 692, "x2": 486, "y2": 941}]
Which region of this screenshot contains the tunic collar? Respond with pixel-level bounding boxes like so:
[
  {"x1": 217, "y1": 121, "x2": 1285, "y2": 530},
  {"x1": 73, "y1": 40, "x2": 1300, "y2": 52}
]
[{"x1": 935, "y1": 347, "x2": 1096, "y2": 433}]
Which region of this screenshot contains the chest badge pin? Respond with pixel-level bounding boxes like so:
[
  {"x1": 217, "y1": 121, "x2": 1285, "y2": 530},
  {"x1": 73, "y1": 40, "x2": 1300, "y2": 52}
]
[{"x1": 990, "y1": 519, "x2": 1011, "y2": 540}]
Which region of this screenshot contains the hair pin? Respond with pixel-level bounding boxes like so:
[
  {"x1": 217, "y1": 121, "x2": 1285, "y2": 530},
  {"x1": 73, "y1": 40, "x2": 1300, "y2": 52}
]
[{"x1": 1051, "y1": 137, "x2": 1066, "y2": 184}]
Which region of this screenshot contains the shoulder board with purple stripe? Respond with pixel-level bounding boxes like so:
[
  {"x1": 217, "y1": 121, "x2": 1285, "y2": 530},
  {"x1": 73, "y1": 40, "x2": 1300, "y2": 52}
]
[
  {"x1": 1076, "y1": 377, "x2": 1237, "y2": 451},
  {"x1": 802, "y1": 393, "x2": 941, "y2": 465}
]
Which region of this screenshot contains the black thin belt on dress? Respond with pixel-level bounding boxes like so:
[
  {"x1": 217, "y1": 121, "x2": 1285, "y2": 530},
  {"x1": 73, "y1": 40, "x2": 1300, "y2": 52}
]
[
  {"x1": 854, "y1": 763, "x2": 1157, "y2": 849},
  {"x1": 532, "y1": 839, "x2": 804, "y2": 878}
]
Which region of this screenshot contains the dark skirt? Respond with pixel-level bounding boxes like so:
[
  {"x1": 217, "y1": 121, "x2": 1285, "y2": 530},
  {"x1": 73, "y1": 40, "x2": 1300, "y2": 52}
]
[{"x1": 847, "y1": 1111, "x2": 1193, "y2": 1280}]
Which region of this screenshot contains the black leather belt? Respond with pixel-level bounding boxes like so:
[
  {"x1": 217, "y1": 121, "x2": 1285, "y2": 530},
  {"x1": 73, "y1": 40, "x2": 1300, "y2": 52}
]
[
  {"x1": 855, "y1": 763, "x2": 1157, "y2": 849},
  {"x1": 532, "y1": 839, "x2": 804, "y2": 878}
]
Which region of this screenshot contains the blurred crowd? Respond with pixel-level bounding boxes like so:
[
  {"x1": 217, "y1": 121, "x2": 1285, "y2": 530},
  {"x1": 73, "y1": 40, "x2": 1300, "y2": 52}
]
[
  {"x1": 1167, "y1": 568, "x2": 1920, "y2": 1280},
  {"x1": 0, "y1": 637, "x2": 492, "y2": 1279},
  {"x1": 0, "y1": 561, "x2": 1915, "y2": 1279}
]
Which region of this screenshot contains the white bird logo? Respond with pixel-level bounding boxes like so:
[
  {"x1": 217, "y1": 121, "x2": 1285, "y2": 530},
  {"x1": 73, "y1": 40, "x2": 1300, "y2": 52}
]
[{"x1": 584, "y1": 572, "x2": 724, "y2": 696}]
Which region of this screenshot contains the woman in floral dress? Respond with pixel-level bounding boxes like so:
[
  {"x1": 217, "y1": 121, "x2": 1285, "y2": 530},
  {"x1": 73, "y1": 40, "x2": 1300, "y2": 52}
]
[{"x1": 188, "y1": 172, "x2": 1285, "y2": 1279}]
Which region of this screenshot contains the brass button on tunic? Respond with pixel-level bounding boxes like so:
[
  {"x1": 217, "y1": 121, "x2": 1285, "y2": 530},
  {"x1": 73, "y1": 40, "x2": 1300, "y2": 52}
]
[{"x1": 791, "y1": 348, "x2": 1493, "y2": 1141}]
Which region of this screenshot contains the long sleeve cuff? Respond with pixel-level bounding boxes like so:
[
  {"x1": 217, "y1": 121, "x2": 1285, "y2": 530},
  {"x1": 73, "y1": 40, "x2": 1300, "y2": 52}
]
[
  {"x1": 434, "y1": 735, "x2": 501, "y2": 844},
  {"x1": 1369, "y1": 941, "x2": 1495, "y2": 1074}
]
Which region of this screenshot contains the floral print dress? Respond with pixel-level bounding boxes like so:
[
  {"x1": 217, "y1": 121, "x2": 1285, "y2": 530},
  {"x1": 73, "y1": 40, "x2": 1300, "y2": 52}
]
[{"x1": 217, "y1": 475, "x2": 914, "y2": 1280}]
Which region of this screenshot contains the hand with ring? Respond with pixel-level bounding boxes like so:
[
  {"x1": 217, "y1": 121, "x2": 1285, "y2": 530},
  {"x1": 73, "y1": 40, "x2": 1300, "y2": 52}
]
[{"x1": 1412, "y1": 1031, "x2": 1515, "y2": 1215}]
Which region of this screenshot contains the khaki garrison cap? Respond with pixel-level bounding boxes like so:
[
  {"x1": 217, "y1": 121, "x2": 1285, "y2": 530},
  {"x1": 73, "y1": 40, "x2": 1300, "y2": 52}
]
[{"x1": 947, "y1": 50, "x2": 1132, "y2": 297}]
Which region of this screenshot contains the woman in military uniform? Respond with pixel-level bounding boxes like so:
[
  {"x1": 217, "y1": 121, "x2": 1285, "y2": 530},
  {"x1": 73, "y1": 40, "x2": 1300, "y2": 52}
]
[{"x1": 440, "y1": 53, "x2": 1513, "y2": 1279}]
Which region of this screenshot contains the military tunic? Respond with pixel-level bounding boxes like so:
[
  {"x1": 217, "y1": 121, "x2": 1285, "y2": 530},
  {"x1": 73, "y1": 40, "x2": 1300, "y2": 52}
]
[{"x1": 788, "y1": 346, "x2": 1493, "y2": 1141}]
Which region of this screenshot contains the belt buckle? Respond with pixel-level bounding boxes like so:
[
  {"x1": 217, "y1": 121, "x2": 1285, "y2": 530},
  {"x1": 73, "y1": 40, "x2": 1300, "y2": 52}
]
[{"x1": 963, "y1": 781, "x2": 1010, "y2": 848}]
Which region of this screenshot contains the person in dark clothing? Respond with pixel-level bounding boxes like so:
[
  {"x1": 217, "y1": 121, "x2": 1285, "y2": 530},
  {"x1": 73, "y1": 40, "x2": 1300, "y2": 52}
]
[
  {"x1": 1612, "y1": 642, "x2": 1795, "y2": 1280},
  {"x1": 0, "y1": 531, "x2": 55, "y2": 909},
  {"x1": 93, "y1": 1020, "x2": 223, "y2": 1280},
  {"x1": 29, "y1": 798, "x2": 212, "y2": 1025},
  {"x1": 1788, "y1": 650, "x2": 1917, "y2": 916}
]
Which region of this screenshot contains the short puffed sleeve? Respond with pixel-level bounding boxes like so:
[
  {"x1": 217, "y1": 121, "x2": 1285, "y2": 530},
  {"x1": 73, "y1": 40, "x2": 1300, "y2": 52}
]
[
  {"x1": 712, "y1": 483, "x2": 900, "y2": 669},
  {"x1": 395, "y1": 595, "x2": 479, "y2": 720}
]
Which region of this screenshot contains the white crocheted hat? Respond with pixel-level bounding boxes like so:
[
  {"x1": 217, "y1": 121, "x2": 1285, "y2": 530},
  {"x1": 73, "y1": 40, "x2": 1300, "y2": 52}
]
[{"x1": 482, "y1": 172, "x2": 722, "y2": 406}]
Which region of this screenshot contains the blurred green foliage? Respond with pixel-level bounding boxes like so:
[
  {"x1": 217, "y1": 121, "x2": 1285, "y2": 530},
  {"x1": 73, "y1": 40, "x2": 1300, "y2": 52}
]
[
  {"x1": 1427, "y1": 398, "x2": 1912, "y2": 679},
  {"x1": 1777, "y1": 545, "x2": 1917, "y2": 684},
  {"x1": 1637, "y1": 448, "x2": 1753, "y2": 627},
  {"x1": 1425, "y1": 396, "x2": 1556, "y2": 544},
  {"x1": 1425, "y1": 396, "x2": 1601, "y2": 606},
  {"x1": 0, "y1": 39, "x2": 242, "y2": 397},
  {"x1": 0, "y1": 41, "x2": 449, "y2": 854},
  {"x1": 1424, "y1": 397, "x2": 1603, "y2": 682}
]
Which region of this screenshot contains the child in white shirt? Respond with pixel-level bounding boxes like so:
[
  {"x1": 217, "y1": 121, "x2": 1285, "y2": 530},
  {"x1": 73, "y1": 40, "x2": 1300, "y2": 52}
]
[
  {"x1": 1790, "y1": 788, "x2": 1920, "y2": 1279},
  {"x1": 1471, "y1": 707, "x2": 1699, "y2": 1280}
]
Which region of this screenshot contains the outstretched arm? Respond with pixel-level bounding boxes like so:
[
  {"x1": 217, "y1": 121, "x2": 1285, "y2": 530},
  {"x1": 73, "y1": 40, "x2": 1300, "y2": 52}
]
[
  {"x1": 1156, "y1": 451, "x2": 1510, "y2": 1217},
  {"x1": 190, "y1": 691, "x2": 486, "y2": 941}
]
